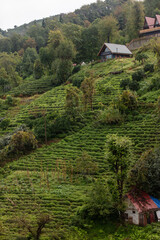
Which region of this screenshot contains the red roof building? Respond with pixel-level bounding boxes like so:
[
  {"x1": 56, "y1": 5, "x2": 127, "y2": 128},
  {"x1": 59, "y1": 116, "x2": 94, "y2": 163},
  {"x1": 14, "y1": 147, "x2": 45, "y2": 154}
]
[
  {"x1": 140, "y1": 15, "x2": 160, "y2": 37},
  {"x1": 144, "y1": 17, "x2": 155, "y2": 29},
  {"x1": 155, "y1": 15, "x2": 160, "y2": 27},
  {"x1": 125, "y1": 189, "x2": 160, "y2": 226}
]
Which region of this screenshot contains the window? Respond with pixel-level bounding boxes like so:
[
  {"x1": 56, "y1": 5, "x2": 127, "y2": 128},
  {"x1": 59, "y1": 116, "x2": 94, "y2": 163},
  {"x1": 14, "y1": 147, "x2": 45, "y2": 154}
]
[{"x1": 132, "y1": 211, "x2": 135, "y2": 214}]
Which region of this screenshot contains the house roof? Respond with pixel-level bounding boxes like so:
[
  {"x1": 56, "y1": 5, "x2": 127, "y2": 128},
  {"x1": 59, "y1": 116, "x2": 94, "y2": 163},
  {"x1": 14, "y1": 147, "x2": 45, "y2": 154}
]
[
  {"x1": 98, "y1": 43, "x2": 132, "y2": 56},
  {"x1": 127, "y1": 190, "x2": 160, "y2": 213},
  {"x1": 155, "y1": 15, "x2": 160, "y2": 25},
  {"x1": 145, "y1": 17, "x2": 155, "y2": 29}
]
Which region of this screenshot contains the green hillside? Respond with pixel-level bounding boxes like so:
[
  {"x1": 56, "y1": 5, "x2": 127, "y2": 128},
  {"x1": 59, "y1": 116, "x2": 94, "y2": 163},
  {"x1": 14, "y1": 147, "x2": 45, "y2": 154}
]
[{"x1": 1, "y1": 51, "x2": 160, "y2": 239}]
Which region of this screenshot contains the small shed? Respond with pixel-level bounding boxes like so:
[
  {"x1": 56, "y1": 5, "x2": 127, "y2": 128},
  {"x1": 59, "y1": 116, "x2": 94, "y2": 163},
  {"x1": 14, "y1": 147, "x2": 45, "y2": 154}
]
[
  {"x1": 125, "y1": 190, "x2": 160, "y2": 226},
  {"x1": 97, "y1": 43, "x2": 132, "y2": 62}
]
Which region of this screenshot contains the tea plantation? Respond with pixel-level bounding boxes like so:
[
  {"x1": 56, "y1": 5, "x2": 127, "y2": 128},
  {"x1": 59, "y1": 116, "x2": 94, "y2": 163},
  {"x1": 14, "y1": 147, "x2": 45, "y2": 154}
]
[{"x1": 0, "y1": 55, "x2": 160, "y2": 239}]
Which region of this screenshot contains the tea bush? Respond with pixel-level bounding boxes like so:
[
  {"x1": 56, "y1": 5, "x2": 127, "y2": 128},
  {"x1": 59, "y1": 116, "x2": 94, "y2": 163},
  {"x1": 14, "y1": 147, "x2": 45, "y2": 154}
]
[
  {"x1": 128, "y1": 80, "x2": 140, "y2": 91},
  {"x1": 10, "y1": 131, "x2": 38, "y2": 154},
  {"x1": 148, "y1": 77, "x2": 160, "y2": 91},
  {"x1": 132, "y1": 69, "x2": 145, "y2": 82},
  {"x1": 120, "y1": 78, "x2": 130, "y2": 90},
  {"x1": 97, "y1": 107, "x2": 123, "y2": 125},
  {"x1": 0, "y1": 118, "x2": 10, "y2": 130},
  {"x1": 117, "y1": 90, "x2": 138, "y2": 114},
  {"x1": 144, "y1": 63, "x2": 154, "y2": 73}
]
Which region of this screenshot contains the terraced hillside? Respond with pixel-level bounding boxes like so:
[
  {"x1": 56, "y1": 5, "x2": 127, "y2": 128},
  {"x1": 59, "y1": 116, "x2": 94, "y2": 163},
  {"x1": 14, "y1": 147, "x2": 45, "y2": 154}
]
[
  {"x1": 7, "y1": 76, "x2": 56, "y2": 97},
  {"x1": 0, "y1": 85, "x2": 67, "y2": 137},
  {"x1": 0, "y1": 54, "x2": 160, "y2": 239}
]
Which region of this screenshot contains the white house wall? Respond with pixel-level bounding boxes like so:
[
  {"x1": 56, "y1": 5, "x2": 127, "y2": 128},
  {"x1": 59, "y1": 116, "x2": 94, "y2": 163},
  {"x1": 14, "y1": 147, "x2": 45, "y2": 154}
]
[
  {"x1": 125, "y1": 199, "x2": 139, "y2": 225},
  {"x1": 125, "y1": 209, "x2": 139, "y2": 225}
]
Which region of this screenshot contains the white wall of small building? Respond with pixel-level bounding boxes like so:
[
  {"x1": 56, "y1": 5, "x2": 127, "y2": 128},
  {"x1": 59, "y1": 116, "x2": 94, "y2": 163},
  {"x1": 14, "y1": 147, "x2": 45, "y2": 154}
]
[{"x1": 125, "y1": 198, "x2": 139, "y2": 225}]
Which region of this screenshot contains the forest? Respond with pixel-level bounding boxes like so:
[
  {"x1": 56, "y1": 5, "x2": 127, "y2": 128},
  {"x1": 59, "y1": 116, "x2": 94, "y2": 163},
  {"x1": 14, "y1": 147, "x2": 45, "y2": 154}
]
[
  {"x1": 0, "y1": 0, "x2": 146, "y2": 94},
  {"x1": 0, "y1": 0, "x2": 160, "y2": 239}
]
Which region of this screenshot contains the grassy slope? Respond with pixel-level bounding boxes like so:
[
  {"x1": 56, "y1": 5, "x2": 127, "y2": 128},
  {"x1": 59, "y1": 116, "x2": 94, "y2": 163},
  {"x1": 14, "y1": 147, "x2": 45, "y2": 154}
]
[{"x1": 0, "y1": 56, "x2": 160, "y2": 239}]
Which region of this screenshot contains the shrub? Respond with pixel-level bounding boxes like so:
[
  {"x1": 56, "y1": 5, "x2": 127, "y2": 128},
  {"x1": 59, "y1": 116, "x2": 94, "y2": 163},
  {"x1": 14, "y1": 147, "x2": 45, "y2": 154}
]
[
  {"x1": 97, "y1": 84, "x2": 115, "y2": 95},
  {"x1": 135, "y1": 52, "x2": 148, "y2": 64},
  {"x1": 9, "y1": 131, "x2": 37, "y2": 154},
  {"x1": 132, "y1": 69, "x2": 145, "y2": 82},
  {"x1": 75, "y1": 180, "x2": 113, "y2": 221},
  {"x1": 5, "y1": 95, "x2": 13, "y2": 106},
  {"x1": 144, "y1": 63, "x2": 154, "y2": 73},
  {"x1": 0, "y1": 125, "x2": 28, "y2": 150},
  {"x1": 73, "y1": 151, "x2": 98, "y2": 176},
  {"x1": 70, "y1": 74, "x2": 85, "y2": 88},
  {"x1": 128, "y1": 80, "x2": 140, "y2": 91},
  {"x1": 120, "y1": 78, "x2": 130, "y2": 90},
  {"x1": 51, "y1": 115, "x2": 72, "y2": 135},
  {"x1": 72, "y1": 65, "x2": 81, "y2": 74},
  {"x1": 0, "y1": 99, "x2": 5, "y2": 109},
  {"x1": 149, "y1": 77, "x2": 160, "y2": 91},
  {"x1": 0, "y1": 118, "x2": 10, "y2": 130},
  {"x1": 0, "y1": 130, "x2": 37, "y2": 166},
  {"x1": 156, "y1": 96, "x2": 160, "y2": 119},
  {"x1": 117, "y1": 90, "x2": 138, "y2": 114},
  {"x1": 97, "y1": 107, "x2": 123, "y2": 125}
]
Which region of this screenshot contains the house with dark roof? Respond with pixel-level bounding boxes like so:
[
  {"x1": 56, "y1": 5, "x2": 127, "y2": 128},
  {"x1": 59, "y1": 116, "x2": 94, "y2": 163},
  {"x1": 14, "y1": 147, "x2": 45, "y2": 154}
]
[
  {"x1": 139, "y1": 15, "x2": 160, "y2": 37},
  {"x1": 98, "y1": 43, "x2": 132, "y2": 62},
  {"x1": 125, "y1": 189, "x2": 160, "y2": 226}
]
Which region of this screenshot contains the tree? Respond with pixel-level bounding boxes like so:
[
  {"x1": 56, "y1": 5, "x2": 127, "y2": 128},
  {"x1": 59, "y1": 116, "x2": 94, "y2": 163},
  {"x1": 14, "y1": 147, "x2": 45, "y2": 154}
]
[
  {"x1": 144, "y1": 0, "x2": 160, "y2": 17},
  {"x1": 98, "y1": 15, "x2": 119, "y2": 43},
  {"x1": 0, "y1": 38, "x2": 12, "y2": 53},
  {"x1": 117, "y1": 90, "x2": 138, "y2": 114},
  {"x1": 0, "y1": 68, "x2": 10, "y2": 92},
  {"x1": 42, "y1": 19, "x2": 46, "y2": 28},
  {"x1": 34, "y1": 59, "x2": 44, "y2": 79},
  {"x1": 0, "y1": 52, "x2": 22, "y2": 89},
  {"x1": 81, "y1": 76, "x2": 95, "y2": 111},
  {"x1": 74, "y1": 151, "x2": 98, "y2": 176},
  {"x1": 18, "y1": 214, "x2": 51, "y2": 240},
  {"x1": 65, "y1": 86, "x2": 81, "y2": 119},
  {"x1": 130, "y1": 147, "x2": 160, "y2": 198},
  {"x1": 55, "y1": 59, "x2": 73, "y2": 83},
  {"x1": 23, "y1": 37, "x2": 36, "y2": 50},
  {"x1": 132, "y1": 2, "x2": 144, "y2": 37},
  {"x1": 47, "y1": 30, "x2": 64, "y2": 49},
  {"x1": 0, "y1": 52, "x2": 21, "y2": 74},
  {"x1": 124, "y1": 0, "x2": 144, "y2": 41},
  {"x1": 10, "y1": 131, "x2": 38, "y2": 154},
  {"x1": 39, "y1": 47, "x2": 53, "y2": 69},
  {"x1": 22, "y1": 47, "x2": 38, "y2": 77},
  {"x1": 10, "y1": 33, "x2": 24, "y2": 52},
  {"x1": 56, "y1": 39, "x2": 76, "y2": 60},
  {"x1": 62, "y1": 23, "x2": 83, "y2": 50},
  {"x1": 78, "y1": 180, "x2": 113, "y2": 220},
  {"x1": 27, "y1": 24, "x2": 48, "y2": 51},
  {"x1": 76, "y1": 24, "x2": 100, "y2": 62},
  {"x1": 105, "y1": 134, "x2": 132, "y2": 209}
]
